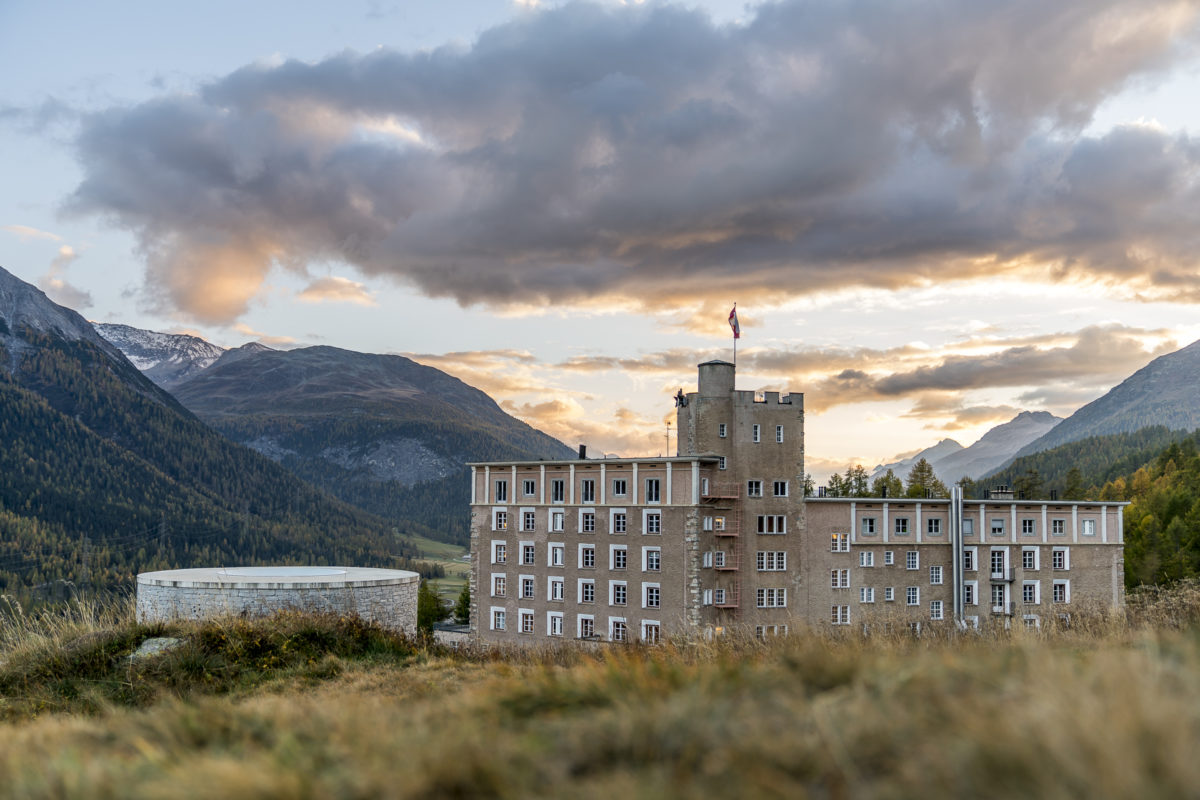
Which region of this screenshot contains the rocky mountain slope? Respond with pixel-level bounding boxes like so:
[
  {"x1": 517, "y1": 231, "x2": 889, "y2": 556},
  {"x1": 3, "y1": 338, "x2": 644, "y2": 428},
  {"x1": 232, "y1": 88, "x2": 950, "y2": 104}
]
[
  {"x1": 935, "y1": 411, "x2": 1062, "y2": 481},
  {"x1": 93, "y1": 323, "x2": 226, "y2": 389},
  {"x1": 1013, "y1": 339, "x2": 1200, "y2": 460},
  {"x1": 871, "y1": 439, "x2": 964, "y2": 480},
  {"x1": 169, "y1": 345, "x2": 575, "y2": 544}
]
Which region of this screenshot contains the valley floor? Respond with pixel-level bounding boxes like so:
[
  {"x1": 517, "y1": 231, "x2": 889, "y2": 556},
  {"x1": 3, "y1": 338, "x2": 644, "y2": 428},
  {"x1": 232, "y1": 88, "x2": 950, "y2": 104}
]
[{"x1": 2, "y1": 587, "x2": 1200, "y2": 799}]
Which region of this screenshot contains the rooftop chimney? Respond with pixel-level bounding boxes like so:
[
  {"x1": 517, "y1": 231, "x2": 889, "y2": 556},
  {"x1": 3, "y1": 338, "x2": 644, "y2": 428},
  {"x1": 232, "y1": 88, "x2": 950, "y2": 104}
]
[{"x1": 578, "y1": 444, "x2": 587, "y2": 459}]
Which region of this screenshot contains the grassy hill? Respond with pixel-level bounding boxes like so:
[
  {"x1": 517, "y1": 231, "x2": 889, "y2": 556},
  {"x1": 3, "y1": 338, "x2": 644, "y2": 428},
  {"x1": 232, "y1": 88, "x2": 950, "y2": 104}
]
[{"x1": 1, "y1": 587, "x2": 1199, "y2": 798}]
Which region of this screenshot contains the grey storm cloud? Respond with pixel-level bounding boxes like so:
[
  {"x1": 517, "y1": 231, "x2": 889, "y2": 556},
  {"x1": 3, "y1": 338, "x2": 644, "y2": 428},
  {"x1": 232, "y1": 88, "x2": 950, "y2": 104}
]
[{"x1": 63, "y1": 0, "x2": 1200, "y2": 323}]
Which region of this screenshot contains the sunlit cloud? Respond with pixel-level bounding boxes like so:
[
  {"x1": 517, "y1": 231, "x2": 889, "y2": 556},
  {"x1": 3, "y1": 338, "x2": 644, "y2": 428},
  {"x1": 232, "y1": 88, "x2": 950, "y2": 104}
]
[
  {"x1": 57, "y1": 0, "x2": 1200, "y2": 324},
  {"x1": 297, "y1": 276, "x2": 377, "y2": 306},
  {"x1": 2, "y1": 224, "x2": 62, "y2": 242},
  {"x1": 37, "y1": 245, "x2": 93, "y2": 310},
  {"x1": 231, "y1": 322, "x2": 295, "y2": 347}
]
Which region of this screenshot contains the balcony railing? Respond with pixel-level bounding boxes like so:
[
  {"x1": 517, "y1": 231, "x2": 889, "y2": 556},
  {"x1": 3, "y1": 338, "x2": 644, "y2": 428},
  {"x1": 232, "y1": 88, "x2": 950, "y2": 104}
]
[
  {"x1": 713, "y1": 516, "x2": 741, "y2": 538},
  {"x1": 714, "y1": 551, "x2": 741, "y2": 571},
  {"x1": 991, "y1": 602, "x2": 1015, "y2": 616},
  {"x1": 702, "y1": 484, "x2": 740, "y2": 501},
  {"x1": 715, "y1": 583, "x2": 740, "y2": 609},
  {"x1": 990, "y1": 568, "x2": 1015, "y2": 582}
]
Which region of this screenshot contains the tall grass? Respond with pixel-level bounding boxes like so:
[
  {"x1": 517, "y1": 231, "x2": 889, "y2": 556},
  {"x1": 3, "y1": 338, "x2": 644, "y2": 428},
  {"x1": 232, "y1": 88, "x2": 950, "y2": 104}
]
[{"x1": 0, "y1": 583, "x2": 1198, "y2": 798}]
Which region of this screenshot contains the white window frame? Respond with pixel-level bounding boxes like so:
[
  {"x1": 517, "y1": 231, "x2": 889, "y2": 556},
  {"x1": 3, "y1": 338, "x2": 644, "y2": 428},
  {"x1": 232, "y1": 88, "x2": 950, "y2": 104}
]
[
  {"x1": 859, "y1": 551, "x2": 874, "y2": 567},
  {"x1": 490, "y1": 607, "x2": 506, "y2": 631},
  {"x1": 702, "y1": 551, "x2": 713, "y2": 568},
  {"x1": 1052, "y1": 519, "x2": 1066, "y2": 536},
  {"x1": 645, "y1": 478, "x2": 661, "y2": 504},
  {"x1": 492, "y1": 508, "x2": 508, "y2": 531},
  {"x1": 860, "y1": 587, "x2": 875, "y2": 603},
  {"x1": 578, "y1": 579, "x2": 595, "y2": 604},
  {"x1": 1022, "y1": 518, "x2": 1036, "y2": 536},
  {"x1": 756, "y1": 551, "x2": 786, "y2": 571},
  {"x1": 643, "y1": 546, "x2": 662, "y2": 572},
  {"x1": 756, "y1": 588, "x2": 788, "y2": 608},
  {"x1": 776, "y1": 425, "x2": 784, "y2": 443},
  {"x1": 577, "y1": 615, "x2": 595, "y2": 639},
  {"x1": 906, "y1": 586, "x2": 920, "y2": 606},
  {"x1": 551, "y1": 479, "x2": 565, "y2": 504},
  {"x1": 550, "y1": 510, "x2": 564, "y2": 532},
  {"x1": 641, "y1": 620, "x2": 661, "y2": 643},
  {"x1": 757, "y1": 515, "x2": 786, "y2": 534},
  {"x1": 548, "y1": 577, "x2": 564, "y2": 602},
  {"x1": 643, "y1": 510, "x2": 662, "y2": 535},
  {"x1": 1022, "y1": 580, "x2": 1041, "y2": 605},
  {"x1": 609, "y1": 618, "x2": 627, "y2": 642},
  {"x1": 609, "y1": 580, "x2": 628, "y2": 606},
  {"x1": 1081, "y1": 519, "x2": 1096, "y2": 536},
  {"x1": 611, "y1": 509, "x2": 628, "y2": 534},
  {"x1": 609, "y1": 544, "x2": 628, "y2": 571},
  {"x1": 831, "y1": 533, "x2": 850, "y2": 552},
  {"x1": 491, "y1": 541, "x2": 507, "y2": 565},
  {"x1": 884, "y1": 587, "x2": 895, "y2": 602},
  {"x1": 642, "y1": 583, "x2": 661, "y2": 609},
  {"x1": 580, "y1": 479, "x2": 596, "y2": 504},
  {"x1": 773, "y1": 480, "x2": 788, "y2": 497},
  {"x1": 718, "y1": 457, "x2": 726, "y2": 470},
  {"x1": 906, "y1": 551, "x2": 919, "y2": 570},
  {"x1": 523, "y1": 479, "x2": 536, "y2": 497},
  {"x1": 963, "y1": 546, "x2": 977, "y2": 572},
  {"x1": 991, "y1": 518, "x2": 1005, "y2": 536},
  {"x1": 1022, "y1": 546, "x2": 1039, "y2": 571},
  {"x1": 929, "y1": 565, "x2": 943, "y2": 585},
  {"x1": 580, "y1": 510, "x2": 596, "y2": 533},
  {"x1": 752, "y1": 424, "x2": 761, "y2": 443},
  {"x1": 494, "y1": 480, "x2": 508, "y2": 503},
  {"x1": 548, "y1": 543, "x2": 565, "y2": 568},
  {"x1": 612, "y1": 479, "x2": 628, "y2": 497},
  {"x1": 964, "y1": 580, "x2": 978, "y2": 606},
  {"x1": 547, "y1": 611, "x2": 564, "y2": 636},
  {"x1": 862, "y1": 517, "x2": 876, "y2": 535},
  {"x1": 718, "y1": 423, "x2": 727, "y2": 438},
  {"x1": 747, "y1": 480, "x2": 763, "y2": 497},
  {"x1": 519, "y1": 609, "x2": 534, "y2": 634},
  {"x1": 521, "y1": 509, "x2": 536, "y2": 532},
  {"x1": 927, "y1": 518, "x2": 942, "y2": 535},
  {"x1": 578, "y1": 543, "x2": 595, "y2": 569},
  {"x1": 830, "y1": 605, "x2": 850, "y2": 625},
  {"x1": 1052, "y1": 579, "x2": 1071, "y2": 603},
  {"x1": 884, "y1": 550, "x2": 894, "y2": 566},
  {"x1": 491, "y1": 573, "x2": 506, "y2": 598},
  {"x1": 930, "y1": 600, "x2": 943, "y2": 621},
  {"x1": 1052, "y1": 547, "x2": 1070, "y2": 571},
  {"x1": 894, "y1": 517, "x2": 909, "y2": 535},
  {"x1": 519, "y1": 574, "x2": 535, "y2": 599},
  {"x1": 519, "y1": 540, "x2": 535, "y2": 566}
]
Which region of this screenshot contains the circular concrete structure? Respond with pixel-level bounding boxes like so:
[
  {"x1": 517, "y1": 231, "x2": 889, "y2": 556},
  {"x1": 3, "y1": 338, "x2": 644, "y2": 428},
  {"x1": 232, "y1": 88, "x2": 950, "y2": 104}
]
[{"x1": 136, "y1": 566, "x2": 419, "y2": 634}]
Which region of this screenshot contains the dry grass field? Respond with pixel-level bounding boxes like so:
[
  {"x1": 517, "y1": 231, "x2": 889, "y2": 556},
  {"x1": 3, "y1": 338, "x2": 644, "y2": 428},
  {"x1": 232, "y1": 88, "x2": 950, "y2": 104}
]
[{"x1": 1, "y1": 585, "x2": 1199, "y2": 798}]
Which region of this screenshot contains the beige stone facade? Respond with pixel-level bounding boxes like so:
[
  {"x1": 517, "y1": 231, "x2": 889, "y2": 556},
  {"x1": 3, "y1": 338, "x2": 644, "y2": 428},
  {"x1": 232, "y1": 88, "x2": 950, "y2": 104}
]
[{"x1": 468, "y1": 361, "x2": 1126, "y2": 643}]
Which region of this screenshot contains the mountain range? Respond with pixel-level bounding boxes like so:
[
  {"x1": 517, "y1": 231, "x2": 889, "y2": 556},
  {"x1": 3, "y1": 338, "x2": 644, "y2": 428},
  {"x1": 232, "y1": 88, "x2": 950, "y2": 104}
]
[{"x1": 0, "y1": 265, "x2": 409, "y2": 605}]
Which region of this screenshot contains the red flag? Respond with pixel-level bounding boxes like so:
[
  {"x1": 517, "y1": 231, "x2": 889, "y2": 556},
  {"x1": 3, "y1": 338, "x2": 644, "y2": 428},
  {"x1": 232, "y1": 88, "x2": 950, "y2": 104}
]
[{"x1": 728, "y1": 305, "x2": 741, "y2": 339}]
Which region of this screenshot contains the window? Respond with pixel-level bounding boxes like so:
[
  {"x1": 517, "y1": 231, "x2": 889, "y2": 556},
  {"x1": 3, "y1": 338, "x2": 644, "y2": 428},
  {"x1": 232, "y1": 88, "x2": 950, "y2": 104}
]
[
  {"x1": 747, "y1": 480, "x2": 763, "y2": 497},
  {"x1": 1022, "y1": 519, "x2": 1035, "y2": 536},
  {"x1": 963, "y1": 547, "x2": 976, "y2": 571},
  {"x1": 930, "y1": 601, "x2": 943, "y2": 621},
  {"x1": 582, "y1": 512, "x2": 596, "y2": 533},
  {"x1": 964, "y1": 582, "x2": 976, "y2": 605},
  {"x1": 494, "y1": 511, "x2": 508, "y2": 531},
  {"x1": 612, "y1": 479, "x2": 627, "y2": 496},
  {"x1": 906, "y1": 551, "x2": 919, "y2": 570},
  {"x1": 522, "y1": 511, "x2": 536, "y2": 531},
  {"x1": 718, "y1": 423, "x2": 727, "y2": 438},
  {"x1": 713, "y1": 588, "x2": 727, "y2": 605},
  {"x1": 645, "y1": 478, "x2": 661, "y2": 503},
  {"x1": 580, "y1": 545, "x2": 595, "y2": 569},
  {"x1": 757, "y1": 515, "x2": 787, "y2": 534},
  {"x1": 610, "y1": 582, "x2": 627, "y2": 606},
  {"x1": 644, "y1": 584, "x2": 661, "y2": 608},
  {"x1": 1023, "y1": 582, "x2": 1039, "y2": 605},
  {"x1": 990, "y1": 549, "x2": 1006, "y2": 576},
  {"x1": 1022, "y1": 548, "x2": 1038, "y2": 570},
  {"x1": 495, "y1": 480, "x2": 508, "y2": 503},
  {"x1": 753, "y1": 424, "x2": 761, "y2": 443},
  {"x1": 550, "y1": 511, "x2": 564, "y2": 532},
  {"x1": 860, "y1": 551, "x2": 875, "y2": 567},
  {"x1": 756, "y1": 624, "x2": 788, "y2": 639},
  {"x1": 613, "y1": 513, "x2": 627, "y2": 534},
  {"x1": 610, "y1": 546, "x2": 628, "y2": 570},
  {"x1": 645, "y1": 513, "x2": 662, "y2": 534},
  {"x1": 523, "y1": 479, "x2": 536, "y2": 496},
  {"x1": 549, "y1": 544, "x2": 564, "y2": 567},
  {"x1": 548, "y1": 613, "x2": 563, "y2": 636},
  {"x1": 644, "y1": 548, "x2": 661, "y2": 572},
  {"x1": 610, "y1": 620, "x2": 627, "y2": 641},
  {"x1": 1052, "y1": 547, "x2": 1069, "y2": 571},
  {"x1": 991, "y1": 584, "x2": 1006, "y2": 610},
  {"x1": 776, "y1": 425, "x2": 784, "y2": 443},
  {"x1": 756, "y1": 588, "x2": 788, "y2": 608},
  {"x1": 718, "y1": 457, "x2": 726, "y2": 470},
  {"x1": 1081, "y1": 519, "x2": 1096, "y2": 536},
  {"x1": 927, "y1": 518, "x2": 941, "y2": 535},
  {"x1": 522, "y1": 543, "x2": 535, "y2": 565},
  {"x1": 549, "y1": 578, "x2": 564, "y2": 601},
  {"x1": 831, "y1": 533, "x2": 850, "y2": 552},
  {"x1": 884, "y1": 550, "x2": 894, "y2": 566},
  {"x1": 521, "y1": 577, "x2": 535, "y2": 599},
  {"x1": 581, "y1": 479, "x2": 595, "y2": 504},
  {"x1": 642, "y1": 622, "x2": 661, "y2": 643},
  {"x1": 906, "y1": 587, "x2": 920, "y2": 606},
  {"x1": 701, "y1": 478, "x2": 710, "y2": 496},
  {"x1": 757, "y1": 551, "x2": 786, "y2": 571},
  {"x1": 963, "y1": 519, "x2": 974, "y2": 536},
  {"x1": 713, "y1": 551, "x2": 726, "y2": 568},
  {"x1": 894, "y1": 517, "x2": 909, "y2": 535},
  {"x1": 551, "y1": 479, "x2": 565, "y2": 503},
  {"x1": 1052, "y1": 581, "x2": 1070, "y2": 603},
  {"x1": 884, "y1": 587, "x2": 895, "y2": 602},
  {"x1": 1052, "y1": 519, "x2": 1065, "y2": 536},
  {"x1": 579, "y1": 616, "x2": 595, "y2": 638},
  {"x1": 773, "y1": 480, "x2": 788, "y2": 497},
  {"x1": 831, "y1": 569, "x2": 850, "y2": 589},
  {"x1": 579, "y1": 580, "x2": 595, "y2": 603},
  {"x1": 862, "y1": 517, "x2": 876, "y2": 535},
  {"x1": 492, "y1": 542, "x2": 507, "y2": 564},
  {"x1": 703, "y1": 552, "x2": 713, "y2": 568},
  {"x1": 929, "y1": 565, "x2": 943, "y2": 585},
  {"x1": 521, "y1": 611, "x2": 534, "y2": 634},
  {"x1": 860, "y1": 587, "x2": 875, "y2": 603},
  {"x1": 991, "y1": 518, "x2": 1005, "y2": 536},
  {"x1": 492, "y1": 609, "x2": 506, "y2": 631},
  {"x1": 831, "y1": 605, "x2": 850, "y2": 625},
  {"x1": 492, "y1": 575, "x2": 506, "y2": 597}
]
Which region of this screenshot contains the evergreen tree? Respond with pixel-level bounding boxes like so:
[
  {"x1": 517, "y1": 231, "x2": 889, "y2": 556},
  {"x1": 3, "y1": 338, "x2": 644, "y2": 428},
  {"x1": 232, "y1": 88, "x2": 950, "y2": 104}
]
[
  {"x1": 871, "y1": 469, "x2": 903, "y2": 499},
  {"x1": 845, "y1": 465, "x2": 871, "y2": 497},
  {"x1": 1013, "y1": 469, "x2": 1044, "y2": 500},
  {"x1": 453, "y1": 582, "x2": 470, "y2": 625},
  {"x1": 957, "y1": 476, "x2": 977, "y2": 499},
  {"x1": 904, "y1": 458, "x2": 948, "y2": 498},
  {"x1": 1063, "y1": 467, "x2": 1085, "y2": 500},
  {"x1": 417, "y1": 580, "x2": 444, "y2": 634}
]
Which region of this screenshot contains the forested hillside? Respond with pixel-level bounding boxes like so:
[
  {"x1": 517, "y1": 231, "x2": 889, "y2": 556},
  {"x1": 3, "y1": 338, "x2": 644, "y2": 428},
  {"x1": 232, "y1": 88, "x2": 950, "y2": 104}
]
[{"x1": 0, "y1": 327, "x2": 430, "y2": 608}]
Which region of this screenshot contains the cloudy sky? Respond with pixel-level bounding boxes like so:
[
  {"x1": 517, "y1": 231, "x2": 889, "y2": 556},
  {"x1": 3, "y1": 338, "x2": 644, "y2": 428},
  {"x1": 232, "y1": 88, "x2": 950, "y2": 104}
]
[{"x1": 4, "y1": 0, "x2": 1200, "y2": 480}]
